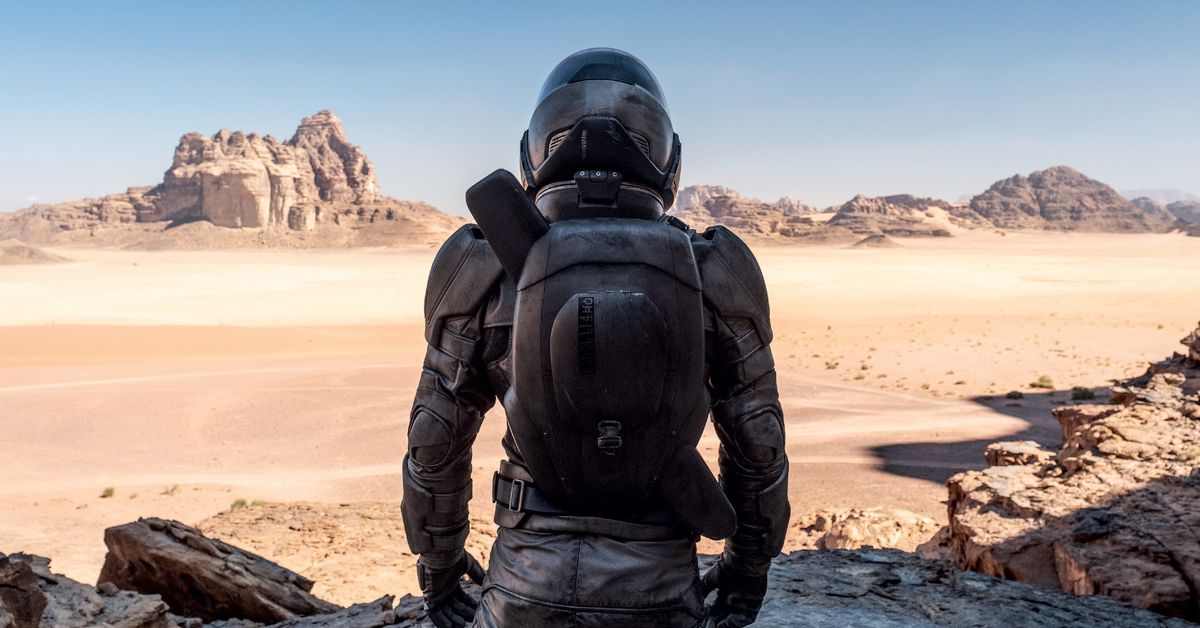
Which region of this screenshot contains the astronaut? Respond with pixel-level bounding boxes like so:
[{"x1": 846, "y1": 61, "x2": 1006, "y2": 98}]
[{"x1": 402, "y1": 48, "x2": 790, "y2": 627}]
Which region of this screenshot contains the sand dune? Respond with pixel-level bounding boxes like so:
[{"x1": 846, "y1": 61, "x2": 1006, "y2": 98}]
[
  {"x1": 0, "y1": 239, "x2": 70, "y2": 265},
  {"x1": 1, "y1": 231, "x2": 1198, "y2": 592}
]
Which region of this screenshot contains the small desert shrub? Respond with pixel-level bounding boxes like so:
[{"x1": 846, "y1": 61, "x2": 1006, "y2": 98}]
[
  {"x1": 825, "y1": 361, "x2": 839, "y2": 370},
  {"x1": 100, "y1": 487, "x2": 114, "y2": 499},
  {"x1": 250, "y1": 500, "x2": 267, "y2": 507},
  {"x1": 1071, "y1": 387, "x2": 1096, "y2": 401},
  {"x1": 1029, "y1": 376, "x2": 1054, "y2": 389},
  {"x1": 230, "y1": 498, "x2": 248, "y2": 510},
  {"x1": 161, "y1": 484, "x2": 180, "y2": 496},
  {"x1": 1006, "y1": 391, "x2": 1025, "y2": 400}
]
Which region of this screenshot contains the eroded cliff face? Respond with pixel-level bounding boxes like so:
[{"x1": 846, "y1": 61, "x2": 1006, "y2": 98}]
[
  {"x1": 670, "y1": 185, "x2": 838, "y2": 239},
  {"x1": 150, "y1": 111, "x2": 381, "y2": 229},
  {"x1": 826, "y1": 194, "x2": 991, "y2": 237},
  {"x1": 941, "y1": 324, "x2": 1200, "y2": 620}
]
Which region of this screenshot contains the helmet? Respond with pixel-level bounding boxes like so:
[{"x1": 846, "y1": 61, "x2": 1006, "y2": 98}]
[{"x1": 520, "y1": 48, "x2": 682, "y2": 219}]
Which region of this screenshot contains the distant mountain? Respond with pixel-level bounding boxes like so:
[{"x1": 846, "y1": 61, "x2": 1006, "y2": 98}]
[
  {"x1": 970, "y1": 166, "x2": 1177, "y2": 232},
  {"x1": 1129, "y1": 197, "x2": 1165, "y2": 214},
  {"x1": 1166, "y1": 201, "x2": 1200, "y2": 225},
  {"x1": 1114, "y1": 196, "x2": 1200, "y2": 231},
  {"x1": 1121, "y1": 188, "x2": 1199, "y2": 205}
]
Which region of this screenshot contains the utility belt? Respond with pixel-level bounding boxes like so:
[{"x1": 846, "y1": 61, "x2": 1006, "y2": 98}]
[{"x1": 491, "y1": 460, "x2": 694, "y2": 542}]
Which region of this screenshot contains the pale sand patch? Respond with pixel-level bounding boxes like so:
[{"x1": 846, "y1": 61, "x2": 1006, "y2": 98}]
[{"x1": 1, "y1": 231, "x2": 1197, "y2": 595}]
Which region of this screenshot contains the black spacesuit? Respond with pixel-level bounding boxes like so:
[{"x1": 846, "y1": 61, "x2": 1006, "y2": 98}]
[{"x1": 402, "y1": 48, "x2": 790, "y2": 628}]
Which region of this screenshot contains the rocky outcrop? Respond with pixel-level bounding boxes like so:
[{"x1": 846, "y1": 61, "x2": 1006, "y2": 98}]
[
  {"x1": 826, "y1": 194, "x2": 979, "y2": 237},
  {"x1": 943, "y1": 323, "x2": 1200, "y2": 620},
  {"x1": 149, "y1": 111, "x2": 380, "y2": 229},
  {"x1": 984, "y1": 440, "x2": 1057, "y2": 467},
  {"x1": 971, "y1": 166, "x2": 1178, "y2": 232},
  {"x1": 99, "y1": 518, "x2": 340, "y2": 623},
  {"x1": 0, "y1": 111, "x2": 461, "y2": 248},
  {"x1": 8, "y1": 509, "x2": 1192, "y2": 626},
  {"x1": 196, "y1": 501, "x2": 498, "y2": 607},
  {"x1": 670, "y1": 185, "x2": 839, "y2": 239},
  {"x1": 0, "y1": 188, "x2": 153, "y2": 243},
  {"x1": 2, "y1": 553, "x2": 173, "y2": 628},
  {"x1": 1, "y1": 548, "x2": 403, "y2": 628},
  {"x1": 1132, "y1": 196, "x2": 1167, "y2": 214},
  {"x1": 791, "y1": 508, "x2": 941, "y2": 552},
  {"x1": 674, "y1": 185, "x2": 815, "y2": 216},
  {"x1": 1167, "y1": 201, "x2": 1200, "y2": 225},
  {"x1": 1134, "y1": 198, "x2": 1200, "y2": 229},
  {"x1": 0, "y1": 554, "x2": 46, "y2": 628}
]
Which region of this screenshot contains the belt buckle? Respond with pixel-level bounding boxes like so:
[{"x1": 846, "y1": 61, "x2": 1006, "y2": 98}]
[{"x1": 509, "y1": 478, "x2": 526, "y2": 513}]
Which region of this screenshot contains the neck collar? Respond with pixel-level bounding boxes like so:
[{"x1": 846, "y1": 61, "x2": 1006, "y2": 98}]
[{"x1": 534, "y1": 181, "x2": 665, "y2": 222}]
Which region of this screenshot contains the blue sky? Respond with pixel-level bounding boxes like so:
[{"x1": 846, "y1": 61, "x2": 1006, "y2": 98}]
[{"x1": 1, "y1": 1, "x2": 1197, "y2": 215}]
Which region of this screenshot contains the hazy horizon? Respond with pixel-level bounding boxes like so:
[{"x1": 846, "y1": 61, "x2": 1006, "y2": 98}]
[{"x1": 2, "y1": 1, "x2": 1197, "y2": 215}]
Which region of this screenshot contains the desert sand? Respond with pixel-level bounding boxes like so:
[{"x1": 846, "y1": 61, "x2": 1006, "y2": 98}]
[{"x1": 2, "y1": 231, "x2": 1198, "y2": 600}]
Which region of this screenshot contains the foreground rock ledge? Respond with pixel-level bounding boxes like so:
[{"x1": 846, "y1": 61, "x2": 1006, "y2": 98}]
[
  {"x1": 99, "y1": 518, "x2": 340, "y2": 623},
  {"x1": 387, "y1": 549, "x2": 1185, "y2": 627},
  {"x1": 6, "y1": 519, "x2": 1188, "y2": 626},
  {"x1": 944, "y1": 323, "x2": 1200, "y2": 620}
]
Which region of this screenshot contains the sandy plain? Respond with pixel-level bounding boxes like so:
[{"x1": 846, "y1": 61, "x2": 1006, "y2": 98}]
[{"x1": 1, "y1": 231, "x2": 1198, "y2": 599}]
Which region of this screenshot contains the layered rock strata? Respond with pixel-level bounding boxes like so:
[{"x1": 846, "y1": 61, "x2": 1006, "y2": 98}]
[
  {"x1": 944, "y1": 324, "x2": 1200, "y2": 620},
  {"x1": 670, "y1": 185, "x2": 830, "y2": 239},
  {"x1": 970, "y1": 166, "x2": 1178, "y2": 232},
  {"x1": 827, "y1": 194, "x2": 975, "y2": 237}
]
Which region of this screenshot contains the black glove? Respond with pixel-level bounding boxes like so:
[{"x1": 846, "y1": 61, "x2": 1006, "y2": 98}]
[
  {"x1": 417, "y1": 552, "x2": 486, "y2": 628},
  {"x1": 701, "y1": 557, "x2": 769, "y2": 628}
]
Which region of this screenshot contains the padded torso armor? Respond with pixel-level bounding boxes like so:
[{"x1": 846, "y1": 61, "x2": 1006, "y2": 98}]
[{"x1": 404, "y1": 218, "x2": 788, "y2": 571}]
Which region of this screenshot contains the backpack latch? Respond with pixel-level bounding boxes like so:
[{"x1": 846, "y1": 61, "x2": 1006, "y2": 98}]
[{"x1": 597, "y1": 420, "x2": 623, "y2": 453}]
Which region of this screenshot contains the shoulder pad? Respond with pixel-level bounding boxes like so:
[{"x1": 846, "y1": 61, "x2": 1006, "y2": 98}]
[
  {"x1": 424, "y1": 225, "x2": 504, "y2": 345},
  {"x1": 691, "y1": 226, "x2": 772, "y2": 344}
]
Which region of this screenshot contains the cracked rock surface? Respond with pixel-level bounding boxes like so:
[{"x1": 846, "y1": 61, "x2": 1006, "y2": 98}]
[{"x1": 943, "y1": 323, "x2": 1200, "y2": 620}]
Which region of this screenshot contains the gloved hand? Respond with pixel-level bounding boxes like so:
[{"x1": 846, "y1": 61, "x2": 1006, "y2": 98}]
[
  {"x1": 701, "y1": 556, "x2": 769, "y2": 628},
  {"x1": 417, "y1": 551, "x2": 486, "y2": 628}
]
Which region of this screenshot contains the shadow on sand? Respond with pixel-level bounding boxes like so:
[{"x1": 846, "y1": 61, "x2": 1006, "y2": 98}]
[{"x1": 869, "y1": 385, "x2": 1113, "y2": 485}]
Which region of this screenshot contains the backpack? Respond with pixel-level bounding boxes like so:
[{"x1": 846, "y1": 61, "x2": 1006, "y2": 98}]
[{"x1": 467, "y1": 171, "x2": 735, "y2": 538}]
